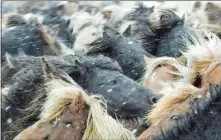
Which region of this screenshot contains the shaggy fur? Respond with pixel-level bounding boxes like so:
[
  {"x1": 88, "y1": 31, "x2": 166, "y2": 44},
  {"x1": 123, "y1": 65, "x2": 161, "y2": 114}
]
[
  {"x1": 102, "y1": 4, "x2": 132, "y2": 28},
  {"x1": 40, "y1": 79, "x2": 136, "y2": 139},
  {"x1": 146, "y1": 83, "x2": 208, "y2": 126},
  {"x1": 1, "y1": 58, "x2": 75, "y2": 140},
  {"x1": 71, "y1": 12, "x2": 105, "y2": 55},
  {"x1": 4, "y1": 13, "x2": 26, "y2": 28},
  {"x1": 183, "y1": 32, "x2": 221, "y2": 85},
  {"x1": 142, "y1": 56, "x2": 194, "y2": 92},
  {"x1": 142, "y1": 83, "x2": 221, "y2": 140},
  {"x1": 3, "y1": 54, "x2": 160, "y2": 121},
  {"x1": 1, "y1": 15, "x2": 58, "y2": 62}
]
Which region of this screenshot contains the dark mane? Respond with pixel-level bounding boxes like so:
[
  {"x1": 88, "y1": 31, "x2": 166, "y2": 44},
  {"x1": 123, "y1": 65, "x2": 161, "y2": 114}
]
[
  {"x1": 124, "y1": 3, "x2": 154, "y2": 21},
  {"x1": 151, "y1": 83, "x2": 221, "y2": 140},
  {"x1": 2, "y1": 58, "x2": 75, "y2": 140}
]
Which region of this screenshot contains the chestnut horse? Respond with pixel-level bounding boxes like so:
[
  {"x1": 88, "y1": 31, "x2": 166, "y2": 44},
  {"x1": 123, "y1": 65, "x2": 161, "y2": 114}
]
[
  {"x1": 138, "y1": 82, "x2": 210, "y2": 140},
  {"x1": 142, "y1": 56, "x2": 193, "y2": 94},
  {"x1": 14, "y1": 79, "x2": 135, "y2": 140},
  {"x1": 138, "y1": 82, "x2": 221, "y2": 140}
]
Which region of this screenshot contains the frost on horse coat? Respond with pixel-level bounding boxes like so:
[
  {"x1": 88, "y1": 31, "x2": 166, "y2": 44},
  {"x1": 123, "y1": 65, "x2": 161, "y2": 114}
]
[
  {"x1": 120, "y1": 3, "x2": 181, "y2": 56},
  {"x1": 1, "y1": 17, "x2": 55, "y2": 62},
  {"x1": 101, "y1": 27, "x2": 153, "y2": 80},
  {"x1": 1, "y1": 58, "x2": 75, "y2": 140},
  {"x1": 4, "y1": 54, "x2": 161, "y2": 120},
  {"x1": 156, "y1": 22, "x2": 198, "y2": 57},
  {"x1": 74, "y1": 25, "x2": 154, "y2": 81}
]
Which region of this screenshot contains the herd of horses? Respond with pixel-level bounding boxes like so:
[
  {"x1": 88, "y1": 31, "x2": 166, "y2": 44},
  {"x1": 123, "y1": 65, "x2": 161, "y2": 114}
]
[{"x1": 1, "y1": 1, "x2": 221, "y2": 140}]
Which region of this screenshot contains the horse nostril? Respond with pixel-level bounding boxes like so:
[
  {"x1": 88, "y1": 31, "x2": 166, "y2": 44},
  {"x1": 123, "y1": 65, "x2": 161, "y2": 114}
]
[{"x1": 151, "y1": 96, "x2": 158, "y2": 103}]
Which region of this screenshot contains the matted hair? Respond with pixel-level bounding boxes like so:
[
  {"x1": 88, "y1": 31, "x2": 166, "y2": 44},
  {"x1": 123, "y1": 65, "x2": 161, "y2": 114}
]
[
  {"x1": 146, "y1": 82, "x2": 207, "y2": 125},
  {"x1": 71, "y1": 11, "x2": 105, "y2": 36},
  {"x1": 182, "y1": 31, "x2": 221, "y2": 84},
  {"x1": 41, "y1": 79, "x2": 135, "y2": 140}
]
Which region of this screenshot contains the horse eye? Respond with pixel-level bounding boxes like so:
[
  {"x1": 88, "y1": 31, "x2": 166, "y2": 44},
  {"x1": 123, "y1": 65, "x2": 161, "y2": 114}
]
[
  {"x1": 171, "y1": 115, "x2": 180, "y2": 120},
  {"x1": 92, "y1": 33, "x2": 96, "y2": 36},
  {"x1": 191, "y1": 97, "x2": 200, "y2": 105}
]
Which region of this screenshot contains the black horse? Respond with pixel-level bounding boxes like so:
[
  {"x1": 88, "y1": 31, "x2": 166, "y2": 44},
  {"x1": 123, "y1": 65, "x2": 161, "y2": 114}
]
[
  {"x1": 3, "y1": 53, "x2": 161, "y2": 119},
  {"x1": 74, "y1": 25, "x2": 153, "y2": 81},
  {"x1": 1, "y1": 14, "x2": 56, "y2": 62},
  {"x1": 1, "y1": 58, "x2": 75, "y2": 140}
]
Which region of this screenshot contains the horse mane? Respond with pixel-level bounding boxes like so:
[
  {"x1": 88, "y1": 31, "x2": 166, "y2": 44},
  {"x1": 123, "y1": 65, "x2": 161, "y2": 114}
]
[
  {"x1": 142, "y1": 56, "x2": 194, "y2": 87},
  {"x1": 146, "y1": 83, "x2": 203, "y2": 125},
  {"x1": 4, "y1": 13, "x2": 26, "y2": 28},
  {"x1": 147, "y1": 8, "x2": 181, "y2": 29},
  {"x1": 41, "y1": 79, "x2": 135, "y2": 139},
  {"x1": 123, "y1": 3, "x2": 154, "y2": 25},
  {"x1": 183, "y1": 32, "x2": 221, "y2": 84},
  {"x1": 71, "y1": 11, "x2": 105, "y2": 36},
  {"x1": 150, "y1": 83, "x2": 221, "y2": 140}
]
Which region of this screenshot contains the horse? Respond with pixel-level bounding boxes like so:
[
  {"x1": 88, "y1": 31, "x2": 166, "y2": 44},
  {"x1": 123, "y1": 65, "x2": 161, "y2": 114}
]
[
  {"x1": 141, "y1": 56, "x2": 194, "y2": 93},
  {"x1": 1, "y1": 57, "x2": 76, "y2": 140},
  {"x1": 3, "y1": 53, "x2": 161, "y2": 124},
  {"x1": 72, "y1": 23, "x2": 153, "y2": 80},
  {"x1": 40, "y1": 3, "x2": 76, "y2": 48},
  {"x1": 138, "y1": 82, "x2": 221, "y2": 140},
  {"x1": 69, "y1": 12, "x2": 105, "y2": 55},
  {"x1": 119, "y1": 3, "x2": 182, "y2": 56},
  {"x1": 101, "y1": 4, "x2": 133, "y2": 28},
  {"x1": 1, "y1": 14, "x2": 57, "y2": 62},
  {"x1": 184, "y1": 1, "x2": 221, "y2": 39},
  {"x1": 137, "y1": 82, "x2": 211, "y2": 140},
  {"x1": 183, "y1": 32, "x2": 221, "y2": 87},
  {"x1": 13, "y1": 76, "x2": 135, "y2": 140},
  {"x1": 155, "y1": 19, "x2": 198, "y2": 57}
]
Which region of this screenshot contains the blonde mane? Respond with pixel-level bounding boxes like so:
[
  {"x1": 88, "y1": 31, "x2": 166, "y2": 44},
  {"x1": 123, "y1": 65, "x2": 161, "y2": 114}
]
[
  {"x1": 71, "y1": 12, "x2": 105, "y2": 36},
  {"x1": 142, "y1": 56, "x2": 194, "y2": 87},
  {"x1": 182, "y1": 32, "x2": 221, "y2": 84},
  {"x1": 146, "y1": 83, "x2": 203, "y2": 126},
  {"x1": 41, "y1": 79, "x2": 135, "y2": 140}
]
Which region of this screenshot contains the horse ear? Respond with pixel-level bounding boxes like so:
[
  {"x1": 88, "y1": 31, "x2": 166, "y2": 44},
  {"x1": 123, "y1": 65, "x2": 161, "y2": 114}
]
[
  {"x1": 66, "y1": 18, "x2": 70, "y2": 26},
  {"x1": 5, "y1": 53, "x2": 17, "y2": 68},
  {"x1": 150, "y1": 6, "x2": 155, "y2": 12},
  {"x1": 103, "y1": 25, "x2": 120, "y2": 36},
  {"x1": 18, "y1": 48, "x2": 26, "y2": 56},
  {"x1": 181, "y1": 14, "x2": 185, "y2": 22},
  {"x1": 103, "y1": 31, "x2": 112, "y2": 41},
  {"x1": 122, "y1": 25, "x2": 132, "y2": 37},
  {"x1": 144, "y1": 55, "x2": 152, "y2": 64},
  {"x1": 176, "y1": 55, "x2": 186, "y2": 65},
  {"x1": 41, "y1": 57, "x2": 57, "y2": 79}
]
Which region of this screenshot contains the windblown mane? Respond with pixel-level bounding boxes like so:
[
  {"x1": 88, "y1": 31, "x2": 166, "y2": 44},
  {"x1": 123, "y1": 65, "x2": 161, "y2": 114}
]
[
  {"x1": 71, "y1": 12, "x2": 105, "y2": 35},
  {"x1": 150, "y1": 83, "x2": 221, "y2": 140},
  {"x1": 146, "y1": 83, "x2": 204, "y2": 125},
  {"x1": 142, "y1": 57, "x2": 194, "y2": 87},
  {"x1": 41, "y1": 79, "x2": 135, "y2": 139},
  {"x1": 183, "y1": 32, "x2": 221, "y2": 84}
]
